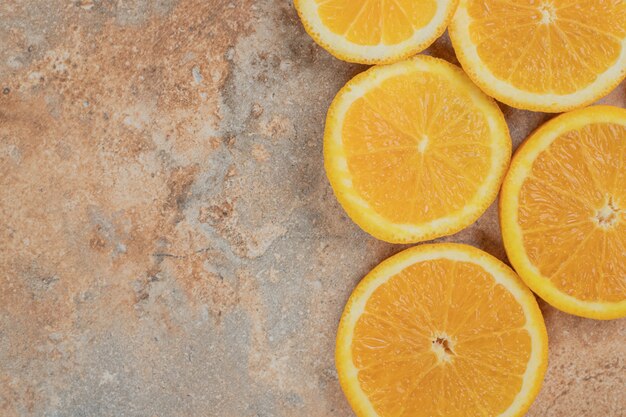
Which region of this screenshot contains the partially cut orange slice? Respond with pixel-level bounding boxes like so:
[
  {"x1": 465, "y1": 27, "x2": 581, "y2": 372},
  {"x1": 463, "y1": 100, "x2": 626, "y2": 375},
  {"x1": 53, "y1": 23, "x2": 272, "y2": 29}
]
[
  {"x1": 501, "y1": 105, "x2": 626, "y2": 319},
  {"x1": 324, "y1": 56, "x2": 511, "y2": 243},
  {"x1": 294, "y1": 0, "x2": 459, "y2": 64},
  {"x1": 336, "y1": 243, "x2": 548, "y2": 417},
  {"x1": 450, "y1": 0, "x2": 626, "y2": 112}
]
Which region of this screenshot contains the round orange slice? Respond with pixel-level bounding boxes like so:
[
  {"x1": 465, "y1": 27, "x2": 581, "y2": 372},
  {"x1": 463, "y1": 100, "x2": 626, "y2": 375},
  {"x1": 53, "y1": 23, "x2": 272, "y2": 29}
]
[
  {"x1": 336, "y1": 243, "x2": 548, "y2": 417},
  {"x1": 450, "y1": 0, "x2": 626, "y2": 112},
  {"x1": 501, "y1": 106, "x2": 626, "y2": 320},
  {"x1": 294, "y1": 0, "x2": 459, "y2": 64},
  {"x1": 324, "y1": 56, "x2": 511, "y2": 243}
]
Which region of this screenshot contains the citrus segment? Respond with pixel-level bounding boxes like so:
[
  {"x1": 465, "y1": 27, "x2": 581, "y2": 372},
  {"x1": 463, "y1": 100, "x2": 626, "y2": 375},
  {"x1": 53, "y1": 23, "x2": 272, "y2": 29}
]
[
  {"x1": 324, "y1": 56, "x2": 511, "y2": 243},
  {"x1": 336, "y1": 243, "x2": 548, "y2": 417},
  {"x1": 295, "y1": 0, "x2": 459, "y2": 64},
  {"x1": 501, "y1": 106, "x2": 626, "y2": 319},
  {"x1": 450, "y1": 0, "x2": 626, "y2": 111}
]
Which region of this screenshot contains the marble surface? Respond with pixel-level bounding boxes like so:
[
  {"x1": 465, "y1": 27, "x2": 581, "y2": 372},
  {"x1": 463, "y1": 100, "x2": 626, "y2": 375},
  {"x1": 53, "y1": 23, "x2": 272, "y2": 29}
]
[{"x1": 0, "y1": 1, "x2": 624, "y2": 416}]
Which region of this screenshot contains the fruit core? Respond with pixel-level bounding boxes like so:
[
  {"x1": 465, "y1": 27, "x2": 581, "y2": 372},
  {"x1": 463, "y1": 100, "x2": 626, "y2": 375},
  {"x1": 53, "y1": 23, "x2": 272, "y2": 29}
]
[
  {"x1": 431, "y1": 334, "x2": 455, "y2": 362},
  {"x1": 418, "y1": 135, "x2": 429, "y2": 153},
  {"x1": 594, "y1": 196, "x2": 622, "y2": 229},
  {"x1": 539, "y1": 4, "x2": 556, "y2": 24}
]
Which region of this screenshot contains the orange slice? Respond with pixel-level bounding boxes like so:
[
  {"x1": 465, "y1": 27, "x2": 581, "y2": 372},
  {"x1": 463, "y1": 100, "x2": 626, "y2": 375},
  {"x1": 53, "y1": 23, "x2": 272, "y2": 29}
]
[
  {"x1": 450, "y1": 0, "x2": 626, "y2": 112},
  {"x1": 501, "y1": 106, "x2": 626, "y2": 319},
  {"x1": 324, "y1": 56, "x2": 511, "y2": 243},
  {"x1": 294, "y1": 0, "x2": 459, "y2": 64},
  {"x1": 336, "y1": 243, "x2": 548, "y2": 417}
]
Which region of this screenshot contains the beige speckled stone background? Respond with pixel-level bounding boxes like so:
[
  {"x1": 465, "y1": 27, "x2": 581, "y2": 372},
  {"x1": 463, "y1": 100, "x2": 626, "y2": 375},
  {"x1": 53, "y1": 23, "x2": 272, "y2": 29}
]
[{"x1": 0, "y1": 1, "x2": 624, "y2": 416}]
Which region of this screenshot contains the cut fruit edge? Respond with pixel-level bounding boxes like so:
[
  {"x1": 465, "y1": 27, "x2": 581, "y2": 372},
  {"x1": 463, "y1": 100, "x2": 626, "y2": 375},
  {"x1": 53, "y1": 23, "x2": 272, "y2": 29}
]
[
  {"x1": 500, "y1": 105, "x2": 626, "y2": 319},
  {"x1": 449, "y1": 1, "x2": 626, "y2": 113},
  {"x1": 324, "y1": 55, "x2": 511, "y2": 243},
  {"x1": 294, "y1": 0, "x2": 460, "y2": 64},
  {"x1": 335, "y1": 243, "x2": 549, "y2": 417}
]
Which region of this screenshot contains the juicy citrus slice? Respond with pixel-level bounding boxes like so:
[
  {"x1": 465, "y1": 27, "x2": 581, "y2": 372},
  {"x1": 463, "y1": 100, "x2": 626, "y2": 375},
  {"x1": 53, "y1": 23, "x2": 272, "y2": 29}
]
[
  {"x1": 336, "y1": 243, "x2": 548, "y2": 417},
  {"x1": 324, "y1": 56, "x2": 511, "y2": 243},
  {"x1": 450, "y1": 0, "x2": 626, "y2": 112},
  {"x1": 294, "y1": 0, "x2": 460, "y2": 64},
  {"x1": 501, "y1": 106, "x2": 626, "y2": 320}
]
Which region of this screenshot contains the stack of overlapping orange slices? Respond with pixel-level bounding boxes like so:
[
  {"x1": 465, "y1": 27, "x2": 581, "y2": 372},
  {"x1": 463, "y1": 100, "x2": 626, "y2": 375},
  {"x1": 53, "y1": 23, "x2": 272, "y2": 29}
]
[{"x1": 294, "y1": 1, "x2": 626, "y2": 416}]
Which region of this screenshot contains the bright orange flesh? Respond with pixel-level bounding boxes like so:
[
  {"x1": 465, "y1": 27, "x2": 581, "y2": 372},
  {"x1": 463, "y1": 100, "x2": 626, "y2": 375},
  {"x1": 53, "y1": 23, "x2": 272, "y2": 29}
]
[
  {"x1": 297, "y1": 0, "x2": 459, "y2": 64},
  {"x1": 324, "y1": 57, "x2": 510, "y2": 243},
  {"x1": 354, "y1": 259, "x2": 529, "y2": 415},
  {"x1": 337, "y1": 244, "x2": 548, "y2": 417},
  {"x1": 466, "y1": 0, "x2": 626, "y2": 95},
  {"x1": 342, "y1": 72, "x2": 491, "y2": 224},
  {"x1": 518, "y1": 123, "x2": 626, "y2": 303},
  {"x1": 316, "y1": 0, "x2": 437, "y2": 46},
  {"x1": 451, "y1": 0, "x2": 626, "y2": 111}
]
